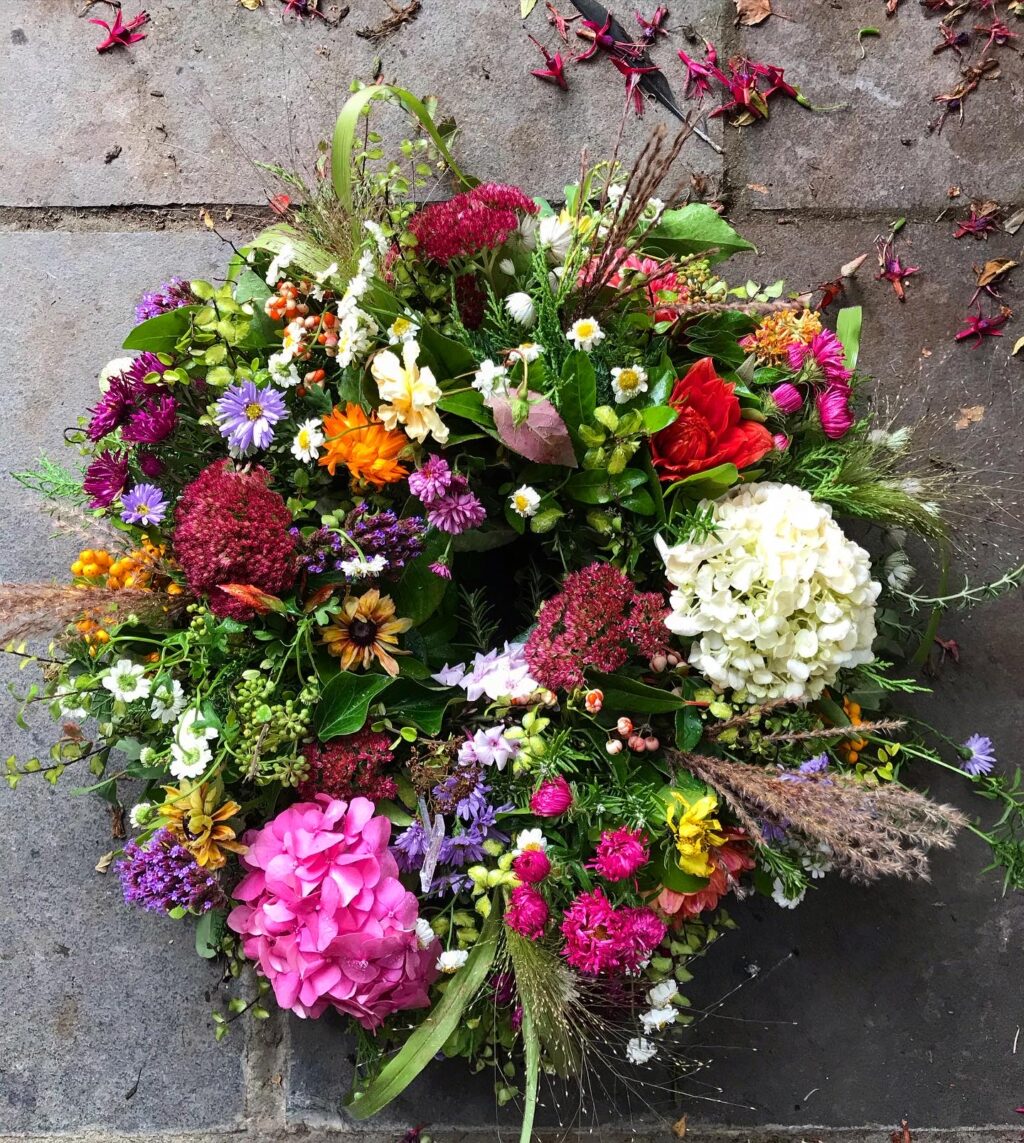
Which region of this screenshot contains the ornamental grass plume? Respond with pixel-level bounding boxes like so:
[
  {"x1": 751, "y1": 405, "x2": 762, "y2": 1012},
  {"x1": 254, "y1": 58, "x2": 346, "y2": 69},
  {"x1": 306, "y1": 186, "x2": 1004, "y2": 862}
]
[
  {"x1": 0, "y1": 584, "x2": 164, "y2": 645},
  {"x1": 671, "y1": 749, "x2": 968, "y2": 883},
  {"x1": 228, "y1": 794, "x2": 439, "y2": 1026},
  {"x1": 524, "y1": 563, "x2": 668, "y2": 691},
  {"x1": 173, "y1": 461, "x2": 297, "y2": 621}
]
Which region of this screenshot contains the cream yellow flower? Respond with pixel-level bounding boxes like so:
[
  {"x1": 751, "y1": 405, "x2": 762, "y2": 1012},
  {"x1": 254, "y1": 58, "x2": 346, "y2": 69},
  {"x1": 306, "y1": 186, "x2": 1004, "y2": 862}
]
[
  {"x1": 371, "y1": 340, "x2": 449, "y2": 446},
  {"x1": 665, "y1": 792, "x2": 727, "y2": 877}
]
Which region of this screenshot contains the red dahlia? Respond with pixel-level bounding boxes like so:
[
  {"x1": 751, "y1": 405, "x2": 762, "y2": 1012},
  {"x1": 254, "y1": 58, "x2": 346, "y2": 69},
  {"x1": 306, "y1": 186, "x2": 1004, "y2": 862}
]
[{"x1": 173, "y1": 461, "x2": 297, "y2": 621}]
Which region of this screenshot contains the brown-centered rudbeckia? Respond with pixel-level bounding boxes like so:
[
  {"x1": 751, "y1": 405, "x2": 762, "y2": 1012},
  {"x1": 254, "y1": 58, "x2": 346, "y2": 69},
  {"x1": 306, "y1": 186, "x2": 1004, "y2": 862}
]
[
  {"x1": 322, "y1": 588, "x2": 412, "y2": 677},
  {"x1": 158, "y1": 781, "x2": 246, "y2": 870}
]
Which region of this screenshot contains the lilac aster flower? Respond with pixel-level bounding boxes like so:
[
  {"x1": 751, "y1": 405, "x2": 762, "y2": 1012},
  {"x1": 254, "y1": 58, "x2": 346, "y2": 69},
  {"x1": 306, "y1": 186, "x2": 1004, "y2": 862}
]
[
  {"x1": 214, "y1": 380, "x2": 287, "y2": 452},
  {"x1": 961, "y1": 734, "x2": 996, "y2": 777},
  {"x1": 121, "y1": 483, "x2": 169, "y2": 526},
  {"x1": 780, "y1": 752, "x2": 830, "y2": 783},
  {"x1": 83, "y1": 450, "x2": 129, "y2": 508},
  {"x1": 117, "y1": 829, "x2": 224, "y2": 913},
  {"x1": 121, "y1": 394, "x2": 177, "y2": 445},
  {"x1": 134, "y1": 277, "x2": 195, "y2": 324},
  {"x1": 426, "y1": 475, "x2": 486, "y2": 535},
  {"x1": 408, "y1": 455, "x2": 453, "y2": 504}
]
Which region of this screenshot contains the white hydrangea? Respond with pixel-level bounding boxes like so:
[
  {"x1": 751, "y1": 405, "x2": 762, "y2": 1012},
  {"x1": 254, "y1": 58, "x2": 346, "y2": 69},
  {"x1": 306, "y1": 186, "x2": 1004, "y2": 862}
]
[{"x1": 657, "y1": 482, "x2": 880, "y2": 702}]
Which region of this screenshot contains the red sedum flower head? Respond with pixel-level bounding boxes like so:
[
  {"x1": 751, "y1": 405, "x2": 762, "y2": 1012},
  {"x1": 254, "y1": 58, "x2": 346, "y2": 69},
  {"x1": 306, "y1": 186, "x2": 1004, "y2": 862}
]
[
  {"x1": 300, "y1": 730, "x2": 398, "y2": 802},
  {"x1": 174, "y1": 461, "x2": 297, "y2": 621},
  {"x1": 409, "y1": 183, "x2": 538, "y2": 266},
  {"x1": 650, "y1": 357, "x2": 773, "y2": 482}
]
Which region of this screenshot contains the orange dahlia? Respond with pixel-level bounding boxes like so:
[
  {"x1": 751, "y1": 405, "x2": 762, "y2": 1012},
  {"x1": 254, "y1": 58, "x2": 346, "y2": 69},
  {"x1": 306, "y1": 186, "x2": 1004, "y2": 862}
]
[{"x1": 319, "y1": 403, "x2": 409, "y2": 488}]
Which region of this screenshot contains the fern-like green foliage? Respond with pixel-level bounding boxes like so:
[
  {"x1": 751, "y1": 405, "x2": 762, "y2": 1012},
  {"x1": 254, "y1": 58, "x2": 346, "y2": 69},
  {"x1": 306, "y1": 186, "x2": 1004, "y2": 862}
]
[{"x1": 11, "y1": 454, "x2": 87, "y2": 506}]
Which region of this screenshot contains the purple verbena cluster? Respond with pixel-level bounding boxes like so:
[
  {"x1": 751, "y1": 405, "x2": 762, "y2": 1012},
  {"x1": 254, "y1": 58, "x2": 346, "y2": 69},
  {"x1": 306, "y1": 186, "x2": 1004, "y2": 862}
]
[
  {"x1": 135, "y1": 277, "x2": 196, "y2": 324},
  {"x1": 291, "y1": 509, "x2": 425, "y2": 578},
  {"x1": 117, "y1": 829, "x2": 224, "y2": 914}
]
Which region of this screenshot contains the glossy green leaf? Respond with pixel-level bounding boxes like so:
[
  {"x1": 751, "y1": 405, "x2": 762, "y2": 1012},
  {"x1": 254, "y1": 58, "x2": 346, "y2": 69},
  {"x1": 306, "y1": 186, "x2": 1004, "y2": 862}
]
[
  {"x1": 674, "y1": 705, "x2": 704, "y2": 752},
  {"x1": 645, "y1": 204, "x2": 755, "y2": 263},
  {"x1": 383, "y1": 678, "x2": 452, "y2": 735},
  {"x1": 665, "y1": 462, "x2": 739, "y2": 501},
  {"x1": 122, "y1": 306, "x2": 198, "y2": 354},
  {"x1": 437, "y1": 390, "x2": 496, "y2": 429},
  {"x1": 564, "y1": 468, "x2": 646, "y2": 505},
  {"x1": 587, "y1": 672, "x2": 685, "y2": 714},
  {"x1": 640, "y1": 405, "x2": 678, "y2": 434},
  {"x1": 315, "y1": 673, "x2": 395, "y2": 738},
  {"x1": 836, "y1": 305, "x2": 862, "y2": 371},
  {"x1": 388, "y1": 531, "x2": 450, "y2": 626},
  {"x1": 558, "y1": 351, "x2": 597, "y2": 451}
]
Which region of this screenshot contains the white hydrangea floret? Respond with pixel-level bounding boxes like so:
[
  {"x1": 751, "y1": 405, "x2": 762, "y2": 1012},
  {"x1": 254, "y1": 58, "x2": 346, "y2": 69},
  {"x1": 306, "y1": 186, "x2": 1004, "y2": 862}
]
[{"x1": 657, "y1": 482, "x2": 880, "y2": 702}]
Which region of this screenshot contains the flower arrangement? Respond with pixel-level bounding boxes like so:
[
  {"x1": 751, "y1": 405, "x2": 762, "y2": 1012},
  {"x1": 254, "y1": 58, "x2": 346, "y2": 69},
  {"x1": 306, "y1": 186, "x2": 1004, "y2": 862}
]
[{"x1": 6, "y1": 85, "x2": 1023, "y2": 1138}]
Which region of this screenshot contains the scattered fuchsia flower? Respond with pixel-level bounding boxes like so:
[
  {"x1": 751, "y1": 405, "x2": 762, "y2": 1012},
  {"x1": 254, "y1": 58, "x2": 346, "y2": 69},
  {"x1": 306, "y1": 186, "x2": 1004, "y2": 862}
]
[
  {"x1": 513, "y1": 848, "x2": 552, "y2": 884},
  {"x1": 546, "y1": 1, "x2": 579, "y2": 42},
  {"x1": 677, "y1": 42, "x2": 718, "y2": 102},
  {"x1": 954, "y1": 307, "x2": 1011, "y2": 348},
  {"x1": 574, "y1": 17, "x2": 644, "y2": 62},
  {"x1": 973, "y1": 17, "x2": 1017, "y2": 52},
  {"x1": 610, "y1": 56, "x2": 661, "y2": 117},
  {"x1": 770, "y1": 381, "x2": 804, "y2": 414},
  {"x1": 588, "y1": 827, "x2": 650, "y2": 881},
  {"x1": 708, "y1": 59, "x2": 770, "y2": 120},
  {"x1": 875, "y1": 235, "x2": 920, "y2": 302},
  {"x1": 953, "y1": 202, "x2": 1002, "y2": 240},
  {"x1": 788, "y1": 329, "x2": 852, "y2": 387},
  {"x1": 816, "y1": 384, "x2": 855, "y2": 440},
  {"x1": 505, "y1": 885, "x2": 550, "y2": 939},
  {"x1": 635, "y1": 4, "x2": 668, "y2": 43},
  {"x1": 530, "y1": 776, "x2": 574, "y2": 817},
  {"x1": 529, "y1": 35, "x2": 570, "y2": 91},
  {"x1": 933, "y1": 25, "x2": 970, "y2": 56},
  {"x1": 228, "y1": 794, "x2": 438, "y2": 1026},
  {"x1": 91, "y1": 8, "x2": 149, "y2": 53}
]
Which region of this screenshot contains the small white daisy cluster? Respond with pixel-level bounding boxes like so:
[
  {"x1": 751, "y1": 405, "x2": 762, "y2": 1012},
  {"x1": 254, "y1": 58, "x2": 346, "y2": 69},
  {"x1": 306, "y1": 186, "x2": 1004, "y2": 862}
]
[
  {"x1": 658, "y1": 482, "x2": 880, "y2": 702},
  {"x1": 625, "y1": 978, "x2": 682, "y2": 1066}
]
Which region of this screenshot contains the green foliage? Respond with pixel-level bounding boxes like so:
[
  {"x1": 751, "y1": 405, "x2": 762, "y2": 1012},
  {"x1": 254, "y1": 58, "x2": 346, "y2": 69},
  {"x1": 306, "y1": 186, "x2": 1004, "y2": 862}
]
[{"x1": 11, "y1": 454, "x2": 88, "y2": 505}]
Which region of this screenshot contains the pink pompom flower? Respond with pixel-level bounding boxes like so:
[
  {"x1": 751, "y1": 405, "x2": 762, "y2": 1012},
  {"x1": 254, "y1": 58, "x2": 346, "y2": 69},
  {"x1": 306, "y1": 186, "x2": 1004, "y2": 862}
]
[
  {"x1": 560, "y1": 889, "x2": 666, "y2": 975},
  {"x1": 770, "y1": 381, "x2": 804, "y2": 414},
  {"x1": 513, "y1": 848, "x2": 551, "y2": 884},
  {"x1": 529, "y1": 776, "x2": 574, "y2": 817},
  {"x1": 505, "y1": 885, "x2": 550, "y2": 939},
  {"x1": 587, "y1": 826, "x2": 650, "y2": 882},
  {"x1": 228, "y1": 794, "x2": 439, "y2": 1028}
]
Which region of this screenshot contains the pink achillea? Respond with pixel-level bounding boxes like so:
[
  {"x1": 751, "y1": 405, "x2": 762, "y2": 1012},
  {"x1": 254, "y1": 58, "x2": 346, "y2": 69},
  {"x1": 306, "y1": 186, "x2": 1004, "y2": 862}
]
[{"x1": 525, "y1": 563, "x2": 668, "y2": 691}]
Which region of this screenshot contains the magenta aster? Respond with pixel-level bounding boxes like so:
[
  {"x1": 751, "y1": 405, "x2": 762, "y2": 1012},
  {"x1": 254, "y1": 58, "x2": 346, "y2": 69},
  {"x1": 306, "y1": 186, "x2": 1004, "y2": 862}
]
[
  {"x1": 121, "y1": 394, "x2": 177, "y2": 445},
  {"x1": 425, "y1": 475, "x2": 486, "y2": 535},
  {"x1": 83, "y1": 450, "x2": 130, "y2": 508},
  {"x1": 788, "y1": 329, "x2": 852, "y2": 388}
]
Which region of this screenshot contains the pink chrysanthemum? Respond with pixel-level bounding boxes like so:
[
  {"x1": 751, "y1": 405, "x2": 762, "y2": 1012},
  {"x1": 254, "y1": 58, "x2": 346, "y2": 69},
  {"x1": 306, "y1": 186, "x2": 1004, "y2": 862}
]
[
  {"x1": 512, "y1": 848, "x2": 551, "y2": 884},
  {"x1": 788, "y1": 329, "x2": 851, "y2": 388},
  {"x1": 524, "y1": 563, "x2": 669, "y2": 691},
  {"x1": 174, "y1": 461, "x2": 297, "y2": 620},
  {"x1": 560, "y1": 889, "x2": 666, "y2": 975},
  {"x1": 228, "y1": 794, "x2": 439, "y2": 1027},
  {"x1": 816, "y1": 384, "x2": 855, "y2": 440},
  {"x1": 505, "y1": 885, "x2": 550, "y2": 939},
  {"x1": 409, "y1": 183, "x2": 538, "y2": 266},
  {"x1": 587, "y1": 827, "x2": 649, "y2": 882}
]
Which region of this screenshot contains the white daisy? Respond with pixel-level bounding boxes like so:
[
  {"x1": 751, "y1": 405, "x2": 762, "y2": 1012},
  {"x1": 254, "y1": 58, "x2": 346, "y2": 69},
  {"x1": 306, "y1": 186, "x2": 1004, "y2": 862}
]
[
  {"x1": 291, "y1": 418, "x2": 325, "y2": 463},
  {"x1": 268, "y1": 357, "x2": 302, "y2": 388},
  {"x1": 436, "y1": 949, "x2": 469, "y2": 974},
  {"x1": 771, "y1": 877, "x2": 806, "y2": 909},
  {"x1": 512, "y1": 828, "x2": 547, "y2": 856},
  {"x1": 340, "y1": 554, "x2": 388, "y2": 578},
  {"x1": 508, "y1": 342, "x2": 543, "y2": 365},
  {"x1": 640, "y1": 1006, "x2": 677, "y2": 1034},
  {"x1": 129, "y1": 802, "x2": 154, "y2": 830},
  {"x1": 510, "y1": 485, "x2": 541, "y2": 518},
  {"x1": 567, "y1": 317, "x2": 605, "y2": 352},
  {"x1": 387, "y1": 315, "x2": 420, "y2": 345},
  {"x1": 504, "y1": 292, "x2": 536, "y2": 327},
  {"x1": 610, "y1": 364, "x2": 649, "y2": 405},
  {"x1": 150, "y1": 678, "x2": 185, "y2": 725},
  {"x1": 646, "y1": 979, "x2": 679, "y2": 1007},
  {"x1": 101, "y1": 659, "x2": 151, "y2": 704},
  {"x1": 472, "y1": 359, "x2": 509, "y2": 399},
  {"x1": 169, "y1": 708, "x2": 219, "y2": 782}
]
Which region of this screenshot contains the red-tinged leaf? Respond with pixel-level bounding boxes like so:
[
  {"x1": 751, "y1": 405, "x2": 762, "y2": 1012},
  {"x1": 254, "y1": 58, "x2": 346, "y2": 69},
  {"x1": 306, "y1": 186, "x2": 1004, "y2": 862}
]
[
  {"x1": 218, "y1": 583, "x2": 288, "y2": 615},
  {"x1": 303, "y1": 583, "x2": 337, "y2": 613},
  {"x1": 268, "y1": 194, "x2": 291, "y2": 216},
  {"x1": 489, "y1": 392, "x2": 578, "y2": 468}
]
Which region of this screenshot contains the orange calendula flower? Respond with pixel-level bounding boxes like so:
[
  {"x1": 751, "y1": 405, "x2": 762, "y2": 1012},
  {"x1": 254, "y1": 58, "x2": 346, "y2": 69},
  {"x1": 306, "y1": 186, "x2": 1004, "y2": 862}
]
[
  {"x1": 322, "y1": 588, "x2": 412, "y2": 677},
  {"x1": 319, "y1": 402, "x2": 409, "y2": 488},
  {"x1": 740, "y1": 308, "x2": 822, "y2": 365},
  {"x1": 158, "y1": 781, "x2": 246, "y2": 870}
]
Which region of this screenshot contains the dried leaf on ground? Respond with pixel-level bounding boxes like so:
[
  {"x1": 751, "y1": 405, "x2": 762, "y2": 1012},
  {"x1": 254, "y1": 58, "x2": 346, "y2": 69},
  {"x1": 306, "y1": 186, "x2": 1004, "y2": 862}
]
[
  {"x1": 1004, "y1": 207, "x2": 1024, "y2": 235},
  {"x1": 672, "y1": 1115, "x2": 688, "y2": 1138},
  {"x1": 1012, "y1": 335, "x2": 1024, "y2": 356},
  {"x1": 95, "y1": 850, "x2": 114, "y2": 874},
  {"x1": 976, "y1": 259, "x2": 1017, "y2": 288},
  {"x1": 735, "y1": 0, "x2": 772, "y2": 24},
  {"x1": 954, "y1": 404, "x2": 985, "y2": 429},
  {"x1": 356, "y1": 0, "x2": 420, "y2": 42}
]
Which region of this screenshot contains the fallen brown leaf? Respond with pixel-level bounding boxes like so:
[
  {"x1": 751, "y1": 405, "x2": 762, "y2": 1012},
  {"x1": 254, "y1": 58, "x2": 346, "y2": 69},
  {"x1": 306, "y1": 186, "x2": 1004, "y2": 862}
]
[
  {"x1": 1011, "y1": 334, "x2": 1024, "y2": 356},
  {"x1": 976, "y1": 258, "x2": 1017, "y2": 288},
  {"x1": 672, "y1": 1115, "x2": 688, "y2": 1138},
  {"x1": 199, "y1": 207, "x2": 214, "y2": 230},
  {"x1": 95, "y1": 850, "x2": 114, "y2": 874},
  {"x1": 954, "y1": 404, "x2": 985, "y2": 430},
  {"x1": 735, "y1": 0, "x2": 772, "y2": 24},
  {"x1": 746, "y1": 182, "x2": 770, "y2": 195}
]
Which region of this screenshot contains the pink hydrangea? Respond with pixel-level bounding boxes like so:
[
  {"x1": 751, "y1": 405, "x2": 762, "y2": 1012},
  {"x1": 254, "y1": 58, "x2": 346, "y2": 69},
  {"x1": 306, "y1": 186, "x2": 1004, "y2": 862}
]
[
  {"x1": 505, "y1": 885, "x2": 550, "y2": 939},
  {"x1": 587, "y1": 826, "x2": 649, "y2": 882},
  {"x1": 228, "y1": 794, "x2": 439, "y2": 1028},
  {"x1": 560, "y1": 889, "x2": 666, "y2": 976}
]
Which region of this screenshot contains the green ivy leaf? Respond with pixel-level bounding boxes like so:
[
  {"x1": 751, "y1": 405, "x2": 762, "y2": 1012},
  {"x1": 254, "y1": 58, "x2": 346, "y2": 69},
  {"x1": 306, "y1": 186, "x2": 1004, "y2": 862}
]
[
  {"x1": 644, "y1": 204, "x2": 755, "y2": 263},
  {"x1": 315, "y1": 673, "x2": 396, "y2": 738}
]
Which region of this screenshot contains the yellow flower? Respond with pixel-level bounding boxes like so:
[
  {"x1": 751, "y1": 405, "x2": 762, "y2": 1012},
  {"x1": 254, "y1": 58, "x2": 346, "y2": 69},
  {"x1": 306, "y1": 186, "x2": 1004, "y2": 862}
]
[
  {"x1": 322, "y1": 588, "x2": 412, "y2": 677},
  {"x1": 665, "y1": 792, "x2": 727, "y2": 877},
  {"x1": 371, "y1": 340, "x2": 449, "y2": 446},
  {"x1": 158, "y1": 781, "x2": 246, "y2": 870},
  {"x1": 743, "y1": 309, "x2": 822, "y2": 364},
  {"x1": 319, "y1": 403, "x2": 409, "y2": 489}
]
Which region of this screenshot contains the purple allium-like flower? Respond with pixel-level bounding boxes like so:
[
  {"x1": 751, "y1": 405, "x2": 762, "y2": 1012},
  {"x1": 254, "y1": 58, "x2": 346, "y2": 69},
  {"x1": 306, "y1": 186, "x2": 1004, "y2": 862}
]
[
  {"x1": 780, "y1": 753, "x2": 830, "y2": 783},
  {"x1": 214, "y1": 380, "x2": 287, "y2": 452},
  {"x1": 135, "y1": 277, "x2": 196, "y2": 324},
  {"x1": 117, "y1": 828, "x2": 224, "y2": 914},
  {"x1": 961, "y1": 734, "x2": 996, "y2": 777},
  {"x1": 121, "y1": 483, "x2": 169, "y2": 526},
  {"x1": 408, "y1": 455, "x2": 453, "y2": 504},
  {"x1": 425, "y1": 475, "x2": 486, "y2": 535},
  {"x1": 83, "y1": 450, "x2": 130, "y2": 508},
  {"x1": 121, "y1": 394, "x2": 178, "y2": 445}
]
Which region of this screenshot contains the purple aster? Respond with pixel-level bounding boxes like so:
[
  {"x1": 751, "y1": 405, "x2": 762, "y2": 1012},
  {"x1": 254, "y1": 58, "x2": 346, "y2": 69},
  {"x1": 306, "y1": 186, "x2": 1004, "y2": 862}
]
[
  {"x1": 408, "y1": 455, "x2": 453, "y2": 504},
  {"x1": 214, "y1": 380, "x2": 287, "y2": 452},
  {"x1": 122, "y1": 352, "x2": 170, "y2": 386},
  {"x1": 138, "y1": 452, "x2": 165, "y2": 478},
  {"x1": 134, "y1": 277, "x2": 196, "y2": 324},
  {"x1": 117, "y1": 829, "x2": 224, "y2": 913},
  {"x1": 121, "y1": 394, "x2": 177, "y2": 445},
  {"x1": 430, "y1": 561, "x2": 452, "y2": 580},
  {"x1": 960, "y1": 734, "x2": 996, "y2": 777},
  {"x1": 121, "y1": 483, "x2": 169, "y2": 526},
  {"x1": 83, "y1": 450, "x2": 129, "y2": 508},
  {"x1": 426, "y1": 475, "x2": 486, "y2": 535},
  {"x1": 87, "y1": 375, "x2": 142, "y2": 441}
]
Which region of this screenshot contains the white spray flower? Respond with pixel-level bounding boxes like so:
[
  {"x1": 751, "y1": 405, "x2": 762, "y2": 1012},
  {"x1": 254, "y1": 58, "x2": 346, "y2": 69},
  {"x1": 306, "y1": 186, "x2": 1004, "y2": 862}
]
[
  {"x1": 102, "y1": 660, "x2": 151, "y2": 704},
  {"x1": 510, "y1": 486, "x2": 541, "y2": 518},
  {"x1": 567, "y1": 317, "x2": 605, "y2": 352},
  {"x1": 626, "y1": 1037, "x2": 658, "y2": 1065}
]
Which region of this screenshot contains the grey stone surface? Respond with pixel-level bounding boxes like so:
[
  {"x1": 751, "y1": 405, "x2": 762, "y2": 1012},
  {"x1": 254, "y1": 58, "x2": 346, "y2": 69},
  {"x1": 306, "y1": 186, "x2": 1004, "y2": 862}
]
[{"x1": 0, "y1": 232, "x2": 247, "y2": 1134}]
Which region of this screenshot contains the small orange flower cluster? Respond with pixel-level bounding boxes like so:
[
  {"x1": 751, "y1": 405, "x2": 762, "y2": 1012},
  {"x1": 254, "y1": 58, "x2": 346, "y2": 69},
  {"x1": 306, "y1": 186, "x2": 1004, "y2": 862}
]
[
  {"x1": 839, "y1": 696, "x2": 869, "y2": 765},
  {"x1": 741, "y1": 309, "x2": 822, "y2": 365}
]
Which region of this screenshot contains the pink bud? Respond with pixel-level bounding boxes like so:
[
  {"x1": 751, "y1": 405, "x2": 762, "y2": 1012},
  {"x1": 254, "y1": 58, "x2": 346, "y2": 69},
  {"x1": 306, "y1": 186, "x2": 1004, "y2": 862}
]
[
  {"x1": 650, "y1": 653, "x2": 668, "y2": 672},
  {"x1": 771, "y1": 381, "x2": 804, "y2": 414},
  {"x1": 627, "y1": 734, "x2": 646, "y2": 752},
  {"x1": 816, "y1": 383, "x2": 855, "y2": 440},
  {"x1": 529, "y1": 776, "x2": 573, "y2": 817},
  {"x1": 773, "y1": 432, "x2": 791, "y2": 451}
]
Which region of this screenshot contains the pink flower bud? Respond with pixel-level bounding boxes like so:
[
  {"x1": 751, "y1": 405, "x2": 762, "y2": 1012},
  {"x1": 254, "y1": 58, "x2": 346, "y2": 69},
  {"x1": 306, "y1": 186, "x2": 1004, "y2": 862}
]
[
  {"x1": 773, "y1": 432, "x2": 791, "y2": 451},
  {"x1": 650, "y1": 653, "x2": 668, "y2": 672},
  {"x1": 529, "y1": 776, "x2": 573, "y2": 817},
  {"x1": 771, "y1": 381, "x2": 804, "y2": 414},
  {"x1": 816, "y1": 383, "x2": 855, "y2": 440},
  {"x1": 512, "y1": 848, "x2": 551, "y2": 884}
]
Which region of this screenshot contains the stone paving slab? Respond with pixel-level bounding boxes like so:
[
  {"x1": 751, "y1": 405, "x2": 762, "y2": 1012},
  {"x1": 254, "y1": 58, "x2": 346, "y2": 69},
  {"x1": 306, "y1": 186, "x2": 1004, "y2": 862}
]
[
  {"x1": 724, "y1": 0, "x2": 1024, "y2": 213},
  {"x1": 0, "y1": 0, "x2": 725, "y2": 208},
  {"x1": 0, "y1": 231, "x2": 248, "y2": 1135}
]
